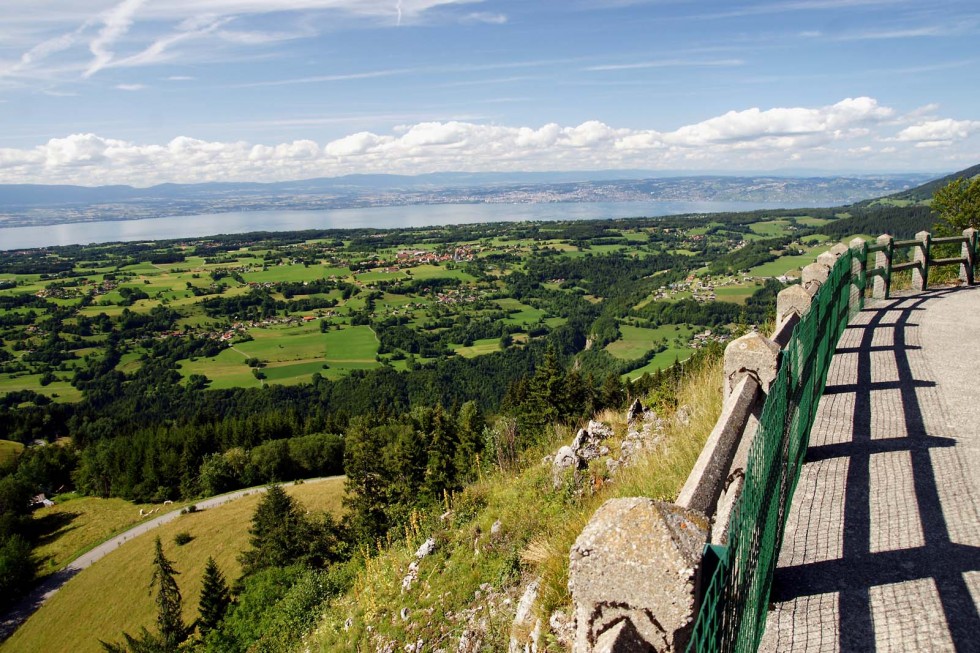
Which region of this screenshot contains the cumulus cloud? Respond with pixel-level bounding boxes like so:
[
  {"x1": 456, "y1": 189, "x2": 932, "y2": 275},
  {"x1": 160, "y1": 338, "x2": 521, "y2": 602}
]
[
  {"x1": 1, "y1": 98, "x2": 976, "y2": 185},
  {"x1": 895, "y1": 118, "x2": 980, "y2": 147}
]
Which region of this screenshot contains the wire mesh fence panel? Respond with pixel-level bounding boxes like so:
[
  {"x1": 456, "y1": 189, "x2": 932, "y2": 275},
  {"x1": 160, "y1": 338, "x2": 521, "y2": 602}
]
[{"x1": 688, "y1": 249, "x2": 855, "y2": 652}]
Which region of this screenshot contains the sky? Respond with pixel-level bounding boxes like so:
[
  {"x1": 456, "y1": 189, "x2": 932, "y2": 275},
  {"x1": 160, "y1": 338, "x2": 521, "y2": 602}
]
[{"x1": 0, "y1": 0, "x2": 978, "y2": 187}]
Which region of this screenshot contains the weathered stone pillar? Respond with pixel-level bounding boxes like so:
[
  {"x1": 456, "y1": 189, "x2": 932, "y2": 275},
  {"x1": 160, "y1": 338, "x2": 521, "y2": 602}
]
[
  {"x1": 849, "y1": 238, "x2": 867, "y2": 313},
  {"x1": 775, "y1": 284, "x2": 811, "y2": 329},
  {"x1": 961, "y1": 228, "x2": 977, "y2": 285},
  {"x1": 569, "y1": 498, "x2": 708, "y2": 653},
  {"x1": 913, "y1": 230, "x2": 930, "y2": 291},
  {"x1": 723, "y1": 331, "x2": 780, "y2": 401},
  {"x1": 873, "y1": 234, "x2": 893, "y2": 299},
  {"x1": 801, "y1": 262, "x2": 829, "y2": 296}
]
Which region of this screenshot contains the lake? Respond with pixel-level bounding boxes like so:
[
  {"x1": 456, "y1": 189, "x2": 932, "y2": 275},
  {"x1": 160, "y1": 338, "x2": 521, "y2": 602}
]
[{"x1": 0, "y1": 200, "x2": 802, "y2": 250}]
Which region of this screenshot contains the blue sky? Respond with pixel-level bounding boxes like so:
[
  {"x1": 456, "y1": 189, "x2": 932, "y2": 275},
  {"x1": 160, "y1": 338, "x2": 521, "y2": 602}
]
[{"x1": 0, "y1": 0, "x2": 978, "y2": 186}]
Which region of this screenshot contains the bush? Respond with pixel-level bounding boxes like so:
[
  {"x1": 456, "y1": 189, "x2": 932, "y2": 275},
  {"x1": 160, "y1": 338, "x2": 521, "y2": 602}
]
[{"x1": 174, "y1": 532, "x2": 193, "y2": 546}]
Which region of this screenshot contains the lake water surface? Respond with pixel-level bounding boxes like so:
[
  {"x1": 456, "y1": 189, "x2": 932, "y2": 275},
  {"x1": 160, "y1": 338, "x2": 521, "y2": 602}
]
[{"x1": 0, "y1": 200, "x2": 802, "y2": 250}]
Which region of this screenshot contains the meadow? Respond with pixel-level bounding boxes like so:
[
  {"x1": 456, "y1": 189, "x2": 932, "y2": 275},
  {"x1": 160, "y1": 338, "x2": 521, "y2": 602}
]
[{"x1": 2, "y1": 479, "x2": 346, "y2": 653}]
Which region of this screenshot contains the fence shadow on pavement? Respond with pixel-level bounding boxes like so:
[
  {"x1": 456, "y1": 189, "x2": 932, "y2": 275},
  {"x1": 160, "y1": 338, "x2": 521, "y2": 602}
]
[{"x1": 767, "y1": 288, "x2": 980, "y2": 652}]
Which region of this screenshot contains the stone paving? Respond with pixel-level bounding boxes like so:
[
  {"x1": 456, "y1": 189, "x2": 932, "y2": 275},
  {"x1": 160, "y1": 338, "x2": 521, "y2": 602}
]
[{"x1": 759, "y1": 286, "x2": 980, "y2": 653}]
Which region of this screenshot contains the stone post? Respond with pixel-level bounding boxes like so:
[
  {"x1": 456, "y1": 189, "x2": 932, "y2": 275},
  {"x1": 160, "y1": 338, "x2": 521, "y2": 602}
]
[
  {"x1": 775, "y1": 284, "x2": 812, "y2": 329},
  {"x1": 569, "y1": 498, "x2": 708, "y2": 653},
  {"x1": 961, "y1": 228, "x2": 977, "y2": 285},
  {"x1": 913, "y1": 230, "x2": 931, "y2": 291},
  {"x1": 873, "y1": 234, "x2": 893, "y2": 299},
  {"x1": 850, "y1": 238, "x2": 867, "y2": 313},
  {"x1": 801, "y1": 262, "x2": 830, "y2": 296},
  {"x1": 722, "y1": 332, "x2": 780, "y2": 401}
]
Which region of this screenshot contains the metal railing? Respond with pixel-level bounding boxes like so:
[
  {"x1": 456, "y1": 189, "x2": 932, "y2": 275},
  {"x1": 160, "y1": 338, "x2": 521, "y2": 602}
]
[{"x1": 687, "y1": 248, "x2": 857, "y2": 652}]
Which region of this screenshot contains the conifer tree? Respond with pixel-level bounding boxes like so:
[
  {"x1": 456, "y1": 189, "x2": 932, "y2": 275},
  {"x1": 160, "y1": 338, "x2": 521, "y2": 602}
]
[
  {"x1": 197, "y1": 557, "x2": 230, "y2": 636},
  {"x1": 239, "y1": 484, "x2": 310, "y2": 575},
  {"x1": 101, "y1": 537, "x2": 191, "y2": 653},
  {"x1": 150, "y1": 536, "x2": 191, "y2": 650}
]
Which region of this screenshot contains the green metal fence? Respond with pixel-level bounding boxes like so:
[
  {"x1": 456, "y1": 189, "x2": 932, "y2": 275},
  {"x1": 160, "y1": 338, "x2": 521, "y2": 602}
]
[{"x1": 688, "y1": 248, "x2": 858, "y2": 652}]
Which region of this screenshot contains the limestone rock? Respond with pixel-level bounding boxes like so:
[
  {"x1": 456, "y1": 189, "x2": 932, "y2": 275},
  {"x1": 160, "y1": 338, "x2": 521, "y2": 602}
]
[
  {"x1": 568, "y1": 498, "x2": 708, "y2": 652},
  {"x1": 509, "y1": 577, "x2": 541, "y2": 653}
]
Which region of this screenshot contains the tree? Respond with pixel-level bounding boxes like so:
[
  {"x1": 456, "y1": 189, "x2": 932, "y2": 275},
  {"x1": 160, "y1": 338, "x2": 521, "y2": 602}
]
[
  {"x1": 102, "y1": 537, "x2": 191, "y2": 653},
  {"x1": 150, "y1": 536, "x2": 192, "y2": 650},
  {"x1": 239, "y1": 485, "x2": 309, "y2": 575},
  {"x1": 198, "y1": 557, "x2": 230, "y2": 636},
  {"x1": 932, "y1": 176, "x2": 980, "y2": 234}
]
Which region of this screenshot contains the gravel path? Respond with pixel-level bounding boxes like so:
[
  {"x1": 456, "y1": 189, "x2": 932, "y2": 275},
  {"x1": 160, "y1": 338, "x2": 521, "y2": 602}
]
[
  {"x1": 760, "y1": 286, "x2": 980, "y2": 652},
  {"x1": 0, "y1": 477, "x2": 339, "y2": 641}
]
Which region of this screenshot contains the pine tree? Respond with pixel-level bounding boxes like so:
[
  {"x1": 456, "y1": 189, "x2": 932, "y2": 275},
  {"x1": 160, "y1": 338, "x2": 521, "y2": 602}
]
[
  {"x1": 239, "y1": 484, "x2": 310, "y2": 575},
  {"x1": 150, "y1": 536, "x2": 191, "y2": 650},
  {"x1": 197, "y1": 557, "x2": 230, "y2": 636},
  {"x1": 424, "y1": 405, "x2": 459, "y2": 501},
  {"x1": 101, "y1": 537, "x2": 191, "y2": 653},
  {"x1": 454, "y1": 401, "x2": 485, "y2": 482}
]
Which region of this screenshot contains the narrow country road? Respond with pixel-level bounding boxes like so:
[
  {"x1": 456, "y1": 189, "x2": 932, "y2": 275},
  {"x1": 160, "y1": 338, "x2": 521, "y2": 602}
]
[{"x1": 0, "y1": 477, "x2": 340, "y2": 642}]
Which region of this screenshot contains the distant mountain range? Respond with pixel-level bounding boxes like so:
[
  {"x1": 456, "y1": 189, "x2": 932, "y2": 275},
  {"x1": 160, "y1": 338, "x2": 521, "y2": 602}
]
[{"x1": 0, "y1": 170, "x2": 949, "y2": 229}]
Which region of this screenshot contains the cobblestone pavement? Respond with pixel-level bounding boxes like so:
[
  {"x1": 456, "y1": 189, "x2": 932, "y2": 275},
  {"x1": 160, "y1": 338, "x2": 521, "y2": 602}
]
[{"x1": 759, "y1": 286, "x2": 980, "y2": 653}]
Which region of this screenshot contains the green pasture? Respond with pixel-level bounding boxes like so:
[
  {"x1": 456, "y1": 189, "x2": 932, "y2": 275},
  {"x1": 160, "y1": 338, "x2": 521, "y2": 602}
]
[
  {"x1": 0, "y1": 373, "x2": 82, "y2": 403},
  {"x1": 746, "y1": 244, "x2": 832, "y2": 278},
  {"x1": 605, "y1": 324, "x2": 696, "y2": 361},
  {"x1": 796, "y1": 216, "x2": 832, "y2": 227},
  {"x1": 748, "y1": 220, "x2": 791, "y2": 237},
  {"x1": 712, "y1": 284, "x2": 758, "y2": 304},
  {"x1": 324, "y1": 325, "x2": 379, "y2": 362},
  {"x1": 241, "y1": 264, "x2": 329, "y2": 284},
  {"x1": 0, "y1": 440, "x2": 23, "y2": 466},
  {"x1": 452, "y1": 338, "x2": 501, "y2": 359},
  {"x1": 404, "y1": 265, "x2": 475, "y2": 281},
  {"x1": 623, "y1": 343, "x2": 697, "y2": 381},
  {"x1": 496, "y1": 298, "x2": 546, "y2": 325}
]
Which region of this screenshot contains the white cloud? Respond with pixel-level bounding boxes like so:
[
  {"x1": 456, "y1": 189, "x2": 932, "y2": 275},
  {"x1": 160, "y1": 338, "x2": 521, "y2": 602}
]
[
  {"x1": 0, "y1": 98, "x2": 975, "y2": 185},
  {"x1": 84, "y1": 0, "x2": 147, "y2": 78},
  {"x1": 460, "y1": 12, "x2": 507, "y2": 25},
  {"x1": 115, "y1": 83, "x2": 146, "y2": 90},
  {"x1": 2, "y1": 0, "x2": 477, "y2": 85},
  {"x1": 895, "y1": 118, "x2": 980, "y2": 147}
]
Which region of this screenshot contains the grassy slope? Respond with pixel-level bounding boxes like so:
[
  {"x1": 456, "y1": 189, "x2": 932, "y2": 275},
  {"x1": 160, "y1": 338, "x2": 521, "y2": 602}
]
[
  {"x1": 308, "y1": 357, "x2": 723, "y2": 651},
  {"x1": 30, "y1": 495, "x2": 178, "y2": 580},
  {"x1": 0, "y1": 440, "x2": 23, "y2": 466},
  {"x1": 3, "y1": 479, "x2": 346, "y2": 653}
]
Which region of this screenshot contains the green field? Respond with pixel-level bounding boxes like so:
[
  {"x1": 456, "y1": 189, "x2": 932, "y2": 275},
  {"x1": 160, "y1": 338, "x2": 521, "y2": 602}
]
[
  {"x1": 0, "y1": 440, "x2": 23, "y2": 466},
  {"x1": 605, "y1": 324, "x2": 696, "y2": 361},
  {"x1": 624, "y1": 344, "x2": 697, "y2": 381},
  {"x1": 178, "y1": 325, "x2": 379, "y2": 388},
  {"x1": 712, "y1": 284, "x2": 758, "y2": 304},
  {"x1": 2, "y1": 480, "x2": 346, "y2": 653},
  {"x1": 746, "y1": 244, "x2": 833, "y2": 278},
  {"x1": 453, "y1": 338, "x2": 501, "y2": 358},
  {"x1": 748, "y1": 219, "x2": 791, "y2": 237},
  {"x1": 496, "y1": 298, "x2": 546, "y2": 325}
]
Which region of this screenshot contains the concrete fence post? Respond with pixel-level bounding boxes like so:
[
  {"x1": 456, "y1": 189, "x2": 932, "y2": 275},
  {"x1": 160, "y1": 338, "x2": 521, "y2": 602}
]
[
  {"x1": 873, "y1": 234, "x2": 893, "y2": 299},
  {"x1": 962, "y1": 228, "x2": 977, "y2": 285},
  {"x1": 776, "y1": 284, "x2": 812, "y2": 329},
  {"x1": 849, "y1": 238, "x2": 867, "y2": 312},
  {"x1": 801, "y1": 262, "x2": 830, "y2": 296},
  {"x1": 913, "y1": 230, "x2": 931, "y2": 291},
  {"x1": 723, "y1": 332, "x2": 780, "y2": 401}
]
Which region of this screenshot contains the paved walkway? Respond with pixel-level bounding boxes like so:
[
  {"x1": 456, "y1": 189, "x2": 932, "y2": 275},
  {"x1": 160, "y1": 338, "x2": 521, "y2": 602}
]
[
  {"x1": 0, "y1": 477, "x2": 339, "y2": 642},
  {"x1": 760, "y1": 286, "x2": 980, "y2": 653}
]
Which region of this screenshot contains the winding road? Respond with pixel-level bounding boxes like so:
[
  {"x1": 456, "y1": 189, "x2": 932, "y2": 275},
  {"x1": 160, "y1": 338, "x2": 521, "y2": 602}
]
[{"x1": 0, "y1": 477, "x2": 340, "y2": 642}]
